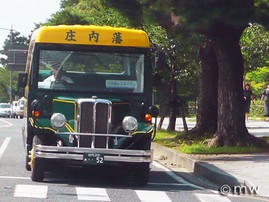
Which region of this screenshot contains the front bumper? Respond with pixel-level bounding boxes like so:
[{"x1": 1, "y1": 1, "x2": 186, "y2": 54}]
[
  {"x1": 16, "y1": 110, "x2": 24, "y2": 117},
  {"x1": 33, "y1": 145, "x2": 153, "y2": 163},
  {"x1": 0, "y1": 111, "x2": 11, "y2": 117}
]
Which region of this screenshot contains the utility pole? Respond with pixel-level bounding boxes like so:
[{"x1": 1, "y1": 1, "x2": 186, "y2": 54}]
[{"x1": 10, "y1": 26, "x2": 13, "y2": 104}]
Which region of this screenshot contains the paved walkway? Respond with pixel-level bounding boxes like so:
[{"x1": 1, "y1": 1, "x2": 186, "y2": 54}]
[
  {"x1": 159, "y1": 118, "x2": 269, "y2": 137},
  {"x1": 154, "y1": 118, "x2": 269, "y2": 200}
]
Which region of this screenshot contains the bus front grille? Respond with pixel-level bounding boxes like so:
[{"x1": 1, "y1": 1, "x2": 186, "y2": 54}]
[{"x1": 77, "y1": 99, "x2": 112, "y2": 148}]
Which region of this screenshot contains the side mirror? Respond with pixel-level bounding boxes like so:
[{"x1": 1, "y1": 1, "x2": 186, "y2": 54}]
[
  {"x1": 17, "y1": 73, "x2": 28, "y2": 88},
  {"x1": 149, "y1": 105, "x2": 159, "y2": 117}
]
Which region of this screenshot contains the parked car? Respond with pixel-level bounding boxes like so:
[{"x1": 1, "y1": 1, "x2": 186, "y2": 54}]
[
  {"x1": 0, "y1": 103, "x2": 11, "y2": 118},
  {"x1": 11, "y1": 101, "x2": 18, "y2": 118},
  {"x1": 15, "y1": 98, "x2": 24, "y2": 119}
]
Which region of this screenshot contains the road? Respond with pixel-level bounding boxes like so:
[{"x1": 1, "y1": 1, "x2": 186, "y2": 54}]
[{"x1": 0, "y1": 118, "x2": 266, "y2": 202}]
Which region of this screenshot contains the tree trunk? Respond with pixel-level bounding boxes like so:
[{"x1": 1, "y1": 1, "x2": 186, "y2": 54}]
[
  {"x1": 193, "y1": 40, "x2": 218, "y2": 134},
  {"x1": 157, "y1": 115, "x2": 165, "y2": 129},
  {"x1": 167, "y1": 72, "x2": 178, "y2": 131},
  {"x1": 155, "y1": 73, "x2": 170, "y2": 130},
  {"x1": 209, "y1": 27, "x2": 259, "y2": 146},
  {"x1": 182, "y1": 115, "x2": 189, "y2": 133}
]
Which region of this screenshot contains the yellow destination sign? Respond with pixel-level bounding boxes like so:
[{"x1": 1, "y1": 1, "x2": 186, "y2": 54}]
[{"x1": 32, "y1": 25, "x2": 150, "y2": 48}]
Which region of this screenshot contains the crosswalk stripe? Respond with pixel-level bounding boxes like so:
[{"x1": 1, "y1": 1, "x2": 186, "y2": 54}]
[
  {"x1": 195, "y1": 193, "x2": 231, "y2": 202},
  {"x1": 0, "y1": 137, "x2": 11, "y2": 159},
  {"x1": 135, "y1": 190, "x2": 172, "y2": 202},
  {"x1": 76, "y1": 187, "x2": 110, "y2": 201},
  {"x1": 14, "y1": 184, "x2": 48, "y2": 199},
  {"x1": 11, "y1": 184, "x2": 237, "y2": 202}
]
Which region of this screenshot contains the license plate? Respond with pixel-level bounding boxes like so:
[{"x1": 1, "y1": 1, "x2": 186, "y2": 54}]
[{"x1": 83, "y1": 153, "x2": 104, "y2": 164}]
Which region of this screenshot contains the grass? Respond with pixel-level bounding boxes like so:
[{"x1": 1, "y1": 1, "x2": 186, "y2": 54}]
[{"x1": 154, "y1": 129, "x2": 269, "y2": 154}]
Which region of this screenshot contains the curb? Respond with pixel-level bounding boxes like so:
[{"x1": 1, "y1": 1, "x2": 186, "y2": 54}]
[{"x1": 152, "y1": 143, "x2": 253, "y2": 188}]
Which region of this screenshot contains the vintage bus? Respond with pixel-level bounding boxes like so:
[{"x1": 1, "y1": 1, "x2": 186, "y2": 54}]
[{"x1": 18, "y1": 25, "x2": 158, "y2": 185}]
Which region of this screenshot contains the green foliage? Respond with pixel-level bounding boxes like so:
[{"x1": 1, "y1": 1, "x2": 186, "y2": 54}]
[
  {"x1": 0, "y1": 30, "x2": 29, "y2": 102},
  {"x1": 245, "y1": 66, "x2": 269, "y2": 96},
  {"x1": 155, "y1": 129, "x2": 267, "y2": 154},
  {"x1": 254, "y1": 0, "x2": 269, "y2": 28},
  {"x1": 240, "y1": 23, "x2": 269, "y2": 72},
  {"x1": 0, "y1": 68, "x2": 10, "y2": 102},
  {"x1": 46, "y1": 0, "x2": 130, "y2": 28},
  {"x1": 60, "y1": 0, "x2": 79, "y2": 8},
  {"x1": 100, "y1": 0, "x2": 143, "y2": 27},
  {"x1": 47, "y1": 7, "x2": 90, "y2": 25},
  {"x1": 173, "y1": 0, "x2": 254, "y2": 34},
  {"x1": 154, "y1": 129, "x2": 178, "y2": 147},
  {"x1": 250, "y1": 100, "x2": 264, "y2": 118},
  {"x1": 179, "y1": 142, "x2": 265, "y2": 154}
]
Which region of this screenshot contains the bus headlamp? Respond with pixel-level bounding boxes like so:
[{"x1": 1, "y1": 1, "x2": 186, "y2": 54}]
[
  {"x1": 51, "y1": 113, "x2": 66, "y2": 129},
  {"x1": 122, "y1": 116, "x2": 138, "y2": 133}
]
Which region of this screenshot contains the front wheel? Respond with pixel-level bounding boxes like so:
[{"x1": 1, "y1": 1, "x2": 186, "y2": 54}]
[
  {"x1": 134, "y1": 163, "x2": 150, "y2": 186},
  {"x1": 30, "y1": 136, "x2": 45, "y2": 182},
  {"x1": 25, "y1": 150, "x2": 31, "y2": 171}
]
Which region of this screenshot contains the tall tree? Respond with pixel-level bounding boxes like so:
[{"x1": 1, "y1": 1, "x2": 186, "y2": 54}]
[
  {"x1": 194, "y1": 39, "x2": 218, "y2": 134},
  {"x1": 0, "y1": 31, "x2": 29, "y2": 101},
  {"x1": 240, "y1": 23, "x2": 269, "y2": 72},
  {"x1": 173, "y1": 0, "x2": 268, "y2": 147},
  {"x1": 45, "y1": 0, "x2": 130, "y2": 27},
  {"x1": 101, "y1": 0, "x2": 269, "y2": 148},
  {"x1": 101, "y1": 0, "x2": 201, "y2": 131}
]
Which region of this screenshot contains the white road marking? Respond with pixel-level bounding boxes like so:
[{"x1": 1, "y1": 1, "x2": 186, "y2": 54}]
[
  {"x1": 0, "y1": 175, "x2": 30, "y2": 180},
  {"x1": 135, "y1": 190, "x2": 172, "y2": 202},
  {"x1": 14, "y1": 184, "x2": 48, "y2": 199},
  {"x1": 8, "y1": 184, "x2": 236, "y2": 201},
  {"x1": 195, "y1": 193, "x2": 231, "y2": 202},
  {"x1": 0, "y1": 137, "x2": 11, "y2": 159},
  {"x1": 153, "y1": 161, "x2": 203, "y2": 190},
  {"x1": 76, "y1": 187, "x2": 110, "y2": 201},
  {"x1": 148, "y1": 182, "x2": 196, "y2": 186},
  {"x1": 0, "y1": 119, "x2": 13, "y2": 128}
]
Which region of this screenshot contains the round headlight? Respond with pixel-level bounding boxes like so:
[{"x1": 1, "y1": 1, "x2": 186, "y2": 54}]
[
  {"x1": 50, "y1": 113, "x2": 66, "y2": 129},
  {"x1": 122, "y1": 116, "x2": 138, "y2": 133}
]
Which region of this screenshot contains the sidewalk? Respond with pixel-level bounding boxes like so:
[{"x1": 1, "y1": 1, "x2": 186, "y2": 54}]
[
  {"x1": 154, "y1": 119, "x2": 269, "y2": 199},
  {"x1": 159, "y1": 118, "x2": 269, "y2": 137}
]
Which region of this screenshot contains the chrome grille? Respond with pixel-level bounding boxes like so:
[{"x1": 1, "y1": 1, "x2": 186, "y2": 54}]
[{"x1": 77, "y1": 99, "x2": 112, "y2": 148}]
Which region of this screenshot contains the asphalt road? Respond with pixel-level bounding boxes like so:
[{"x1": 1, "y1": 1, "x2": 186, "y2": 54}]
[{"x1": 0, "y1": 118, "x2": 267, "y2": 202}]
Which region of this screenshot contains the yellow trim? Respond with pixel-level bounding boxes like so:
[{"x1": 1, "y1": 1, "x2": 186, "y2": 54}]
[
  {"x1": 31, "y1": 25, "x2": 150, "y2": 47},
  {"x1": 29, "y1": 118, "x2": 56, "y2": 132},
  {"x1": 133, "y1": 124, "x2": 154, "y2": 135},
  {"x1": 65, "y1": 122, "x2": 75, "y2": 133},
  {"x1": 52, "y1": 99, "x2": 77, "y2": 121},
  {"x1": 112, "y1": 102, "x2": 129, "y2": 105},
  {"x1": 29, "y1": 117, "x2": 74, "y2": 133},
  {"x1": 53, "y1": 99, "x2": 76, "y2": 104}
]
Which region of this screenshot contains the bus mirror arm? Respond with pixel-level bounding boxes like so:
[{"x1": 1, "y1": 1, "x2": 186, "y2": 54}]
[{"x1": 149, "y1": 105, "x2": 159, "y2": 141}]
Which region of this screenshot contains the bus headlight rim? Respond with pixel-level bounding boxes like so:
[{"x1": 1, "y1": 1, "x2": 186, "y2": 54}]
[
  {"x1": 50, "y1": 113, "x2": 66, "y2": 129},
  {"x1": 122, "y1": 116, "x2": 138, "y2": 133}
]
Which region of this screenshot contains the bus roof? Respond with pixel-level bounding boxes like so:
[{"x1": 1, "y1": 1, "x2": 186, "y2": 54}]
[{"x1": 32, "y1": 25, "x2": 150, "y2": 48}]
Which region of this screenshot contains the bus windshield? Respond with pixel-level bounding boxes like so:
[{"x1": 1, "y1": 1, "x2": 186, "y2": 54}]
[{"x1": 38, "y1": 50, "x2": 144, "y2": 93}]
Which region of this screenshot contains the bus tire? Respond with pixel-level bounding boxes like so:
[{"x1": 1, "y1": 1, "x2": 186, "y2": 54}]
[
  {"x1": 31, "y1": 136, "x2": 44, "y2": 182},
  {"x1": 134, "y1": 163, "x2": 150, "y2": 186},
  {"x1": 25, "y1": 153, "x2": 31, "y2": 171}
]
